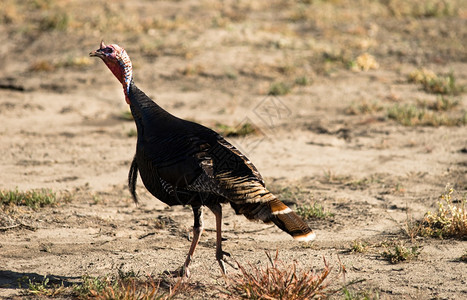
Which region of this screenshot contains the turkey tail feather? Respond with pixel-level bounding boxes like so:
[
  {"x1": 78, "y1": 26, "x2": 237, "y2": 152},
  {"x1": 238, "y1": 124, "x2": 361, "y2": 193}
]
[
  {"x1": 128, "y1": 155, "x2": 138, "y2": 204},
  {"x1": 230, "y1": 195, "x2": 316, "y2": 241},
  {"x1": 268, "y1": 199, "x2": 316, "y2": 241}
]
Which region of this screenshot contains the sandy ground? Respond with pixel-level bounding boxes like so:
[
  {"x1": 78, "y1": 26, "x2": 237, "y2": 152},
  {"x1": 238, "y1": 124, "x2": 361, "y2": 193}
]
[{"x1": 0, "y1": 1, "x2": 466, "y2": 299}]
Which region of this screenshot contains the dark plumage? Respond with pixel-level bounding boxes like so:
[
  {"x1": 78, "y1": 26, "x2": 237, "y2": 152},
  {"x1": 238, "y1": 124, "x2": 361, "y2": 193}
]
[{"x1": 90, "y1": 41, "x2": 315, "y2": 276}]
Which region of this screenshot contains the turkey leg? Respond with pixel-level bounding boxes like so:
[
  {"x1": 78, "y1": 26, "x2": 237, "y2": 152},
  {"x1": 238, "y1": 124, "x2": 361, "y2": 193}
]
[{"x1": 208, "y1": 203, "x2": 232, "y2": 274}]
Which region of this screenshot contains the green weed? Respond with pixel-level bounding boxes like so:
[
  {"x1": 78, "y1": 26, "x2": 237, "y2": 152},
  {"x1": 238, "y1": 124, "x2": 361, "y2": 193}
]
[
  {"x1": 18, "y1": 275, "x2": 67, "y2": 297},
  {"x1": 294, "y1": 76, "x2": 312, "y2": 86},
  {"x1": 381, "y1": 242, "x2": 421, "y2": 264},
  {"x1": 0, "y1": 188, "x2": 57, "y2": 209},
  {"x1": 296, "y1": 203, "x2": 334, "y2": 220},
  {"x1": 268, "y1": 82, "x2": 291, "y2": 96}
]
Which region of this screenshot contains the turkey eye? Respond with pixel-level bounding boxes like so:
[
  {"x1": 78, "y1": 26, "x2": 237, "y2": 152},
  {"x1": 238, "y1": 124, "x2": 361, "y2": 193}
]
[{"x1": 103, "y1": 48, "x2": 112, "y2": 54}]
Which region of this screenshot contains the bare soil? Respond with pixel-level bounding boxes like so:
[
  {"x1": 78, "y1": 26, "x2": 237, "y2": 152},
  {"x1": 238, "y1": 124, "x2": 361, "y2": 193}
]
[{"x1": 0, "y1": 1, "x2": 466, "y2": 299}]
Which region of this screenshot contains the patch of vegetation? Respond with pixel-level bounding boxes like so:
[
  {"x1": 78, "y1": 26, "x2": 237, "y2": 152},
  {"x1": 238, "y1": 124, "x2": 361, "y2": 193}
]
[
  {"x1": 0, "y1": 188, "x2": 57, "y2": 209},
  {"x1": 345, "y1": 100, "x2": 384, "y2": 115},
  {"x1": 296, "y1": 203, "x2": 334, "y2": 220},
  {"x1": 58, "y1": 56, "x2": 92, "y2": 69},
  {"x1": 180, "y1": 64, "x2": 205, "y2": 76},
  {"x1": 342, "y1": 286, "x2": 380, "y2": 300},
  {"x1": 29, "y1": 60, "x2": 56, "y2": 72},
  {"x1": 268, "y1": 81, "x2": 291, "y2": 96},
  {"x1": 426, "y1": 96, "x2": 459, "y2": 112},
  {"x1": 387, "y1": 104, "x2": 467, "y2": 126},
  {"x1": 119, "y1": 109, "x2": 134, "y2": 121},
  {"x1": 215, "y1": 122, "x2": 259, "y2": 137},
  {"x1": 225, "y1": 251, "x2": 337, "y2": 299},
  {"x1": 420, "y1": 186, "x2": 466, "y2": 239},
  {"x1": 73, "y1": 272, "x2": 187, "y2": 300},
  {"x1": 409, "y1": 69, "x2": 465, "y2": 95},
  {"x1": 127, "y1": 128, "x2": 137, "y2": 137},
  {"x1": 39, "y1": 11, "x2": 70, "y2": 31},
  {"x1": 350, "y1": 240, "x2": 369, "y2": 253},
  {"x1": 402, "y1": 211, "x2": 423, "y2": 242},
  {"x1": 20, "y1": 276, "x2": 66, "y2": 297},
  {"x1": 460, "y1": 251, "x2": 467, "y2": 263},
  {"x1": 294, "y1": 75, "x2": 312, "y2": 86},
  {"x1": 385, "y1": 0, "x2": 460, "y2": 18},
  {"x1": 349, "y1": 53, "x2": 379, "y2": 72},
  {"x1": 381, "y1": 242, "x2": 421, "y2": 264}
]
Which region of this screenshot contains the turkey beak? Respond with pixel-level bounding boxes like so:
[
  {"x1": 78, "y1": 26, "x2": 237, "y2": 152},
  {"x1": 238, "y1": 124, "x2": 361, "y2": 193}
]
[
  {"x1": 89, "y1": 49, "x2": 104, "y2": 58},
  {"x1": 89, "y1": 40, "x2": 106, "y2": 58}
]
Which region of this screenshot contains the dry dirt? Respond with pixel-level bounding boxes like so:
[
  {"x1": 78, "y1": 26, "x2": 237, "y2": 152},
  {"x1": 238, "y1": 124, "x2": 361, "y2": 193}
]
[{"x1": 0, "y1": 0, "x2": 466, "y2": 299}]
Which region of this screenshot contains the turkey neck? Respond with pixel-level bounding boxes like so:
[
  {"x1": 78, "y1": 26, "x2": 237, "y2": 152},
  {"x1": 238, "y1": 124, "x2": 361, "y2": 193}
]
[{"x1": 127, "y1": 82, "x2": 175, "y2": 128}]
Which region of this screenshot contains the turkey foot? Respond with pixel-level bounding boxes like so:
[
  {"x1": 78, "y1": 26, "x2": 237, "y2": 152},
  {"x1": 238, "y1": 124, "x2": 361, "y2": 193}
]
[
  {"x1": 163, "y1": 264, "x2": 190, "y2": 278},
  {"x1": 217, "y1": 250, "x2": 234, "y2": 274}
]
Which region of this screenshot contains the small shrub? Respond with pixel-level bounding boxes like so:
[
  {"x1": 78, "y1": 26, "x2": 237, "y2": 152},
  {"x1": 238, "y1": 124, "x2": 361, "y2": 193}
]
[
  {"x1": 409, "y1": 69, "x2": 465, "y2": 95},
  {"x1": 422, "y1": 73, "x2": 465, "y2": 95},
  {"x1": 294, "y1": 76, "x2": 312, "y2": 86},
  {"x1": 269, "y1": 82, "x2": 291, "y2": 96},
  {"x1": 421, "y1": 186, "x2": 467, "y2": 239},
  {"x1": 345, "y1": 101, "x2": 383, "y2": 115},
  {"x1": 408, "y1": 68, "x2": 437, "y2": 84},
  {"x1": 225, "y1": 251, "x2": 337, "y2": 299},
  {"x1": 381, "y1": 242, "x2": 421, "y2": 264},
  {"x1": 350, "y1": 240, "x2": 369, "y2": 253},
  {"x1": 427, "y1": 96, "x2": 459, "y2": 111},
  {"x1": 350, "y1": 53, "x2": 379, "y2": 72}
]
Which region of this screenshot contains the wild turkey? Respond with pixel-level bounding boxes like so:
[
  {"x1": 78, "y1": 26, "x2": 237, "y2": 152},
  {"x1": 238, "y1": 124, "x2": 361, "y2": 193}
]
[{"x1": 89, "y1": 41, "x2": 315, "y2": 276}]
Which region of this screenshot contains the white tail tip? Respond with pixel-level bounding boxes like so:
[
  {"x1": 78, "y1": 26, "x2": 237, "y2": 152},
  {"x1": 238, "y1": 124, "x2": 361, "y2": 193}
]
[{"x1": 293, "y1": 231, "x2": 316, "y2": 242}]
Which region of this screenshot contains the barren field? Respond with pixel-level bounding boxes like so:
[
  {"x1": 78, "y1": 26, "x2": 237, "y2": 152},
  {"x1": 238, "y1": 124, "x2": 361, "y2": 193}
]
[{"x1": 0, "y1": 0, "x2": 466, "y2": 299}]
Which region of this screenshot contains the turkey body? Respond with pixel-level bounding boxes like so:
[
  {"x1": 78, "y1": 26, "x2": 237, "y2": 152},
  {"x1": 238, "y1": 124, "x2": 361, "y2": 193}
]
[
  {"x1": 128, "y1": 83, "x2": 261, "y2": 211},
  {"x1": 90, "y1": 41, "x2": 314, "y2": 276}
]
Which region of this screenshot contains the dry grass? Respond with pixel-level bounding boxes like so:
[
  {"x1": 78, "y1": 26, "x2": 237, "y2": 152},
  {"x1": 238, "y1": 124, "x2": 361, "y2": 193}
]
[
  {"x1": 387, "y1": 104, "x2": 467, "y2": 127},
  {"x1": 420, "y1": 186, "x2": 467, "y2": 239},
  {"x1": 225, "y1": 251, "x2": 337, "y2": 299},
  {"x1": 345, "y1": 100, "x2": 384, "y2": 115},
  {"x1": 73, "y1": 272, "x2": 189, "y2": 300}
]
